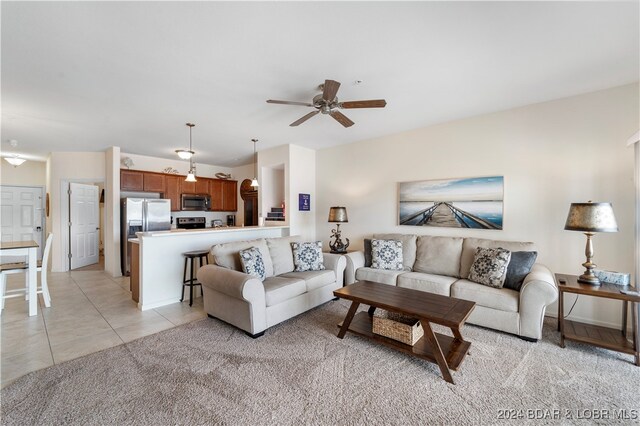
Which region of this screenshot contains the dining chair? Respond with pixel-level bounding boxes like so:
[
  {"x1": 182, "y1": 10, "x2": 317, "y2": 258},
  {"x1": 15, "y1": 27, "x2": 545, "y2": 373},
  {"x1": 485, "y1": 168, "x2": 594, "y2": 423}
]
[{"x1": 0, "y1": 233, "x2": 53, "y2": 312}]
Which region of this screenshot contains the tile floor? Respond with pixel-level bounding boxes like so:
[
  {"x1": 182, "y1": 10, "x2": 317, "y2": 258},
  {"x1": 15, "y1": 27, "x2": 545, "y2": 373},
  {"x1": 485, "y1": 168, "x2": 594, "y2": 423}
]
[{"x1": 1, "y1": 267, "x2": 206, "y2": 388}]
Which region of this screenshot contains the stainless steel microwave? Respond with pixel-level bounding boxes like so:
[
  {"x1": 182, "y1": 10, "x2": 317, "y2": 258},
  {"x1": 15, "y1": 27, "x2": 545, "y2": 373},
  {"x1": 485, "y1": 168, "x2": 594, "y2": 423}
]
[{"x1": 181, "y1": 193, "x2": 210, "y2": 211}]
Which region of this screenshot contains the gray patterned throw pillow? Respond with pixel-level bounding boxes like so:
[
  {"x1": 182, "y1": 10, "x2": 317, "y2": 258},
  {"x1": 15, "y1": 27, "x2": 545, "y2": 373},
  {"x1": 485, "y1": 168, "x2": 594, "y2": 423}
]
[
  {"x1": 239, "y1": 247, "x2": 267, "y2": 281},
  {"x1": 291, "y1": 241, "x2": 325, "y2": 272},
  {"x1": 371, "y1": 239, "x2": 404, "y2": 271},
  {"x1": 468, "y1": 247, "x2": 512, "y2": 288}
]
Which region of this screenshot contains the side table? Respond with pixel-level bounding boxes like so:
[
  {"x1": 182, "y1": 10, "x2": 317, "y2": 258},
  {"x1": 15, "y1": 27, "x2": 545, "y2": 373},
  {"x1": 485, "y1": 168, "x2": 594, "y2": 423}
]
[{"x1": 556, "y1": 273, "x2": 639, "y2": 366}]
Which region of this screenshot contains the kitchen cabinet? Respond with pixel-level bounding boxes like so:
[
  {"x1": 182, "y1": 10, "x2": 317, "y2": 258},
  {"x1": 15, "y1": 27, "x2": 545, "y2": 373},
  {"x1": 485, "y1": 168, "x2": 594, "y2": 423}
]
[
  {"x1": 195, "y1": 179, "x2": 210, "y2": 194},
  {"x1": 121, "y1": 170, "x2": 144, "y2": 191},
  {"x1": 181, "y1": 179, "x2": 196, "y2": 195},
  {"x1": 164, "y1": 175, "x2": 181, "y2": 211},
  {"x1": 143, "y1": 173, "x2": 165, "y2": 192},
  {"x1": 222, "y1": 180, "x2": 237, "y2": 212},
  {"x1": 209, "y1": 180, "x2": 224, "y2": 211}
]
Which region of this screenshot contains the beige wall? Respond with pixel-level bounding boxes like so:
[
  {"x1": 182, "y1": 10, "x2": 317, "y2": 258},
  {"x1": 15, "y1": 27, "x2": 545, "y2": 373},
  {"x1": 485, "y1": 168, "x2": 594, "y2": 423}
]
[
  {"x1": 0, "y1": 160, "x2": 46, "y2": 186},
  {"x1": 316, "y1": 83, "x2": 638, "y2": 329}
]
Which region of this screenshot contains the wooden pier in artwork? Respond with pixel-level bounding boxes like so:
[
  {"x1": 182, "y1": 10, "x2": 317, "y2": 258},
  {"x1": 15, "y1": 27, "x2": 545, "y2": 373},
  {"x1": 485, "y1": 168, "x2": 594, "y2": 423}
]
[{"x1": 400, "y1": 202, "x2": 500, "y2": 229}]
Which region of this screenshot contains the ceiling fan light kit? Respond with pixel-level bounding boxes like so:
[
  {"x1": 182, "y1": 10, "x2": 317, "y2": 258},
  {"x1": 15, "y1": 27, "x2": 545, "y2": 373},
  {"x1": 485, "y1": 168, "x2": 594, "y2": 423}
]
[{"x1": 266, "y1": 79, "x2": 387, "y2": 128}]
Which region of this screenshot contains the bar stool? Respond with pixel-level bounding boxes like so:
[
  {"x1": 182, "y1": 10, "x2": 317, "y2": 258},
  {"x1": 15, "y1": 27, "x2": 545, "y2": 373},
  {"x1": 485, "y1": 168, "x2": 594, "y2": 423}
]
[{"x1": 181, "y1": 250, "x2": 209, "y2": 306}]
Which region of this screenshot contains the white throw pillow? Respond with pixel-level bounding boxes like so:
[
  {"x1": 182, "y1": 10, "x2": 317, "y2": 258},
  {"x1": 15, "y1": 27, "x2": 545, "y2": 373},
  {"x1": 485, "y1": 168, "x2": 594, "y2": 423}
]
[
  {"x1": 291, "y1": 241, "x2": 325, "y2": 272},
  {"x1": 371, "y1": 239, "x2": 404, "y2": 271},
  {"x1": 467, "y1": 247, "x2": 511, "y2": 288}
]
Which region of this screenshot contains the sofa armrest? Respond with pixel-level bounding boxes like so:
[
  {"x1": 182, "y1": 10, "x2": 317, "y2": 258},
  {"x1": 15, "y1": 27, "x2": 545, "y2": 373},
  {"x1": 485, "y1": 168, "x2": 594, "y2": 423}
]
[
  {"x1": 344, "y1": 251, "x2": 365, "y2": 285},
  {"x1": 323, "y1": 253, "x2": 347, "y2": 287},
  {"x1": 519, "y1": 263, "x2": 559, "y2": 339},
  {"x1": 197, "y1": 265, "x2": 265, "y2": 305}
]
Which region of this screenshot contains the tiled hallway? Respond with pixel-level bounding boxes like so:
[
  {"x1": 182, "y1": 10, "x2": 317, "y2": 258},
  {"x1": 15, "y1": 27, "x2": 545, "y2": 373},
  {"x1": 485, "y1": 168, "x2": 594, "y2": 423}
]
[{"x1": 1, "y1": 269, "x2": 205, "y2": 388}]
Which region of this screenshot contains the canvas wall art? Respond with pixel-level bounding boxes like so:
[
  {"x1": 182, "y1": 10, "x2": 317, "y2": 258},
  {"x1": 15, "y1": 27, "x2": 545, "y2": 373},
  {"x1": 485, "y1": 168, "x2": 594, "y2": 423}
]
[{"x1": 399, "y1": 176, "x2": 504, "y2": 229}]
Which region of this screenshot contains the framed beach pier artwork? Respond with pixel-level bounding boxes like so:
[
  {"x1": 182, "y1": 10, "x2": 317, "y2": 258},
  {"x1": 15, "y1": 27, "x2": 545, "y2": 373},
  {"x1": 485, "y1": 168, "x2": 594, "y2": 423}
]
[{"x1": 399, "y1": 176, "x2": 504, "y2": 229}]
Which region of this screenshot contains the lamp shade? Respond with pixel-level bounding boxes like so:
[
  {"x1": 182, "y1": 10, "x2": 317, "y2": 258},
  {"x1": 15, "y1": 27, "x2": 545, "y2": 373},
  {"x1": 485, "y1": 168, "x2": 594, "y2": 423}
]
[
  {"x1": 564, "y1": 202, "x2": 618, "y2": 233},
  {"x1": 328, "y1": 207, "x2": 348, "y2": 223}
]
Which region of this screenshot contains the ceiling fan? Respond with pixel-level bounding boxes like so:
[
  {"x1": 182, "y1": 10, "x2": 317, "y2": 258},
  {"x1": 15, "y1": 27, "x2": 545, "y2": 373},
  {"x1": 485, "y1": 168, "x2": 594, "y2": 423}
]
[{"x1": 267, "y1": 79, "x2": 386, "y2": 128}]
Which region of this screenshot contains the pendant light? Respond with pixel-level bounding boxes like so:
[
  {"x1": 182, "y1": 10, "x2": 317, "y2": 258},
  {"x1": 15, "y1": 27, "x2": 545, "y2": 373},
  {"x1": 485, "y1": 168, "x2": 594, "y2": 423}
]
[
  {"x1": 175, "y1": 123, "x2": 195, "y2": 160},
  {"x1": 184, "y1": 123, "x2": 197, "y2": 182},
  {"x1": 3, "y1": 140, "x2": 26, "y2": 167},
  {"x1": 250, "y1": 138, "x2": 259, "y2": 188}
]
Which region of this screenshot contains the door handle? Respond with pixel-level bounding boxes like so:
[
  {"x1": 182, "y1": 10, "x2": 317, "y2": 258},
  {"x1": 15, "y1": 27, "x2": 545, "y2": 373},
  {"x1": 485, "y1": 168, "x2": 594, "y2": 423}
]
[
  {"x1": 96, "y1": 227, "x2": 100, "y2": 230},
  {"x1": 35, "y1": 226, "x2": 42, "y2": 232}
]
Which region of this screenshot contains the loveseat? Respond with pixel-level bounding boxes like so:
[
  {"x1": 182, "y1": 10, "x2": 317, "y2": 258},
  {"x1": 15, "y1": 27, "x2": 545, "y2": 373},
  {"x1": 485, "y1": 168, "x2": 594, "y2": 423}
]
[
  {"x1": 344, "y1": 233, "x2": 558, "y2": 341},
  {"x1": 197, "y1": 236, "x2": 346, "y2": 337}
]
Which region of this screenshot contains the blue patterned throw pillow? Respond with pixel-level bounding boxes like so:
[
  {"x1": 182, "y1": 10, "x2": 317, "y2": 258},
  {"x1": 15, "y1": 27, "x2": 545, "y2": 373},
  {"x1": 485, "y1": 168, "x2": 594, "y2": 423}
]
[
  {"x1": 239, "y1": 247, "x2": 266, "y2": 281},
  {"x1": 371, "y1": 239, "x2": 404, "y2": 271},
  {"x1": 291, "y1": 241, "x2": 325, "y2": 272}
]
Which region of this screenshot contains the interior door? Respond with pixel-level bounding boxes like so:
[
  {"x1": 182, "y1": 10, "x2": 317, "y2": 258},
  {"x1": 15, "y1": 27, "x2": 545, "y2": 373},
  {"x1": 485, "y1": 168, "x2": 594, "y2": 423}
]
[
  {"x1": 69, "y1": 183, "x2": 99, "y2": 269},
  {"x1": 0, "y1": 186, "x2": 44, "y2": 261}
]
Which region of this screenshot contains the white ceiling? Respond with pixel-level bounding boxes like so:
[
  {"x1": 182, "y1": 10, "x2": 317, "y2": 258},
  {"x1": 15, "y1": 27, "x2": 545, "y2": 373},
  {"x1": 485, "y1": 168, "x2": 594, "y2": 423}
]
[{"x1": 2, "y1": 1, "x2": 638, "y2": 166}]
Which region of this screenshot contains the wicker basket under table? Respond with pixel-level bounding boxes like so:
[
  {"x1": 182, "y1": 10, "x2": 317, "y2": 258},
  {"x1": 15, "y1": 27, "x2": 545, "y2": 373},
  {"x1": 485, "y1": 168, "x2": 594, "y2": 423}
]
[{"x1": 372, "y1": 310, "x2": 424, "y2": 346}]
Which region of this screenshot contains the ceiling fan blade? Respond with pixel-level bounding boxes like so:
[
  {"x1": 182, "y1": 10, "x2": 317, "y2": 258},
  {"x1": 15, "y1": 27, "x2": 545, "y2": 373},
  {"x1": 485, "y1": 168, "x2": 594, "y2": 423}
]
[
  {"x1": 340, "y1": 99, "x2": 387, "y2": 109},
  {"x1": 267, "y1": 99, "x2": 314, "y2": 107},
  {"x1": 290, "y1": 110, "x2": 320, "y2": 126},
  {"x1": 330, "y1": 111, "x2": 354, "y2": 128},
  {"x1": 322, "y1": 80, "x2": 341, "y2": 102}
]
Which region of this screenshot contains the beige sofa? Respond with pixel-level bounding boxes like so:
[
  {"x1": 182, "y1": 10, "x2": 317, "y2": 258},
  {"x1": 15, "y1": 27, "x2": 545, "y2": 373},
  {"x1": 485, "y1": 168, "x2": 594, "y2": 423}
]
[
  {"x1": 197, "y1": 236, "x2": 346, "y2": 337},
  {"x1": 345, "y1": 234, "x2": 558, "y2": 341}
]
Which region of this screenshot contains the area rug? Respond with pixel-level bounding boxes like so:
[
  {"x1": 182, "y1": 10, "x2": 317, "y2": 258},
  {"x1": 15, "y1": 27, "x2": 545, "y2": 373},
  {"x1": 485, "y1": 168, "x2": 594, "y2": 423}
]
[{"x1": 1, "y1": 300, "x2": 638, "y2": 425}]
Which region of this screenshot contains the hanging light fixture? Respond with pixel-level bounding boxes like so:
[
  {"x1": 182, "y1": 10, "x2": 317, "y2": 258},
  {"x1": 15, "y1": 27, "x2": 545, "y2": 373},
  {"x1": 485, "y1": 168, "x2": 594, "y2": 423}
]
[
  {"x1": 175, "y1": 124, "x2": 195, "y2": 160},
  {"x1": 250, "y1": 138, "x2": 259, "y2": 188},
  {"x1": 184, "y1": 123, "x2": 197, "y2": 182},
  {"x1": 3, "y1": 140, "x2": 27, "y2": 167}
]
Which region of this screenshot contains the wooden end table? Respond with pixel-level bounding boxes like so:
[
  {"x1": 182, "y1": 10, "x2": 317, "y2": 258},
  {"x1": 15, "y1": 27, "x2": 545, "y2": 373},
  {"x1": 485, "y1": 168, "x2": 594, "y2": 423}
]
[
  {"x1": 556, "y1": 273, "x2": 639, "y2": 366},
  {"x1": 334, "y1": 280, "x2": 475, "y2": 384}
]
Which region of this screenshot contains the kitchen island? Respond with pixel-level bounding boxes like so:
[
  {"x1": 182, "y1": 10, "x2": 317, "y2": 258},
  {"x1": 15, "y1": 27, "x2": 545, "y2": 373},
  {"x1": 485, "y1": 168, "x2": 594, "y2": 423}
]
[{"x1": 130, "y1": 226, "x2": 289, "y2": 310}]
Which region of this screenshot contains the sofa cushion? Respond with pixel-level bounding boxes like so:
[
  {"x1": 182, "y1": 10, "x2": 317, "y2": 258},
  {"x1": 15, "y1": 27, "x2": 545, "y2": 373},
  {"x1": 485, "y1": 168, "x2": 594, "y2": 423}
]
[
  {"x1": 460, "y1": 238, "x2": 535, "y2": 278},
  {"x1": 396, "y1": 272, "x2": 457, "y2": 296},
  {"x1": 414, "y1": 236, "x2": 463, "y2": 277},
  {"x1": 291, "y1": 241, "x2": 325, "y2": 272},
  {"x1": 266, "y1": 236, "x2": 302, "y2": 276},
  {"x1": 504, "y1": 251, "x2": 538, "y2": 291},
  {"x1": 364, "y1": 238, "x2": 372, "y2": 267},
  {"x1": 468, "y1": 247, "x2": 512, "y2": 288},
  {"x1": 451, "y1": 279, "x2": 519, "y2": 312},
  {"x1": 373, "y1": 233, "x2": 417, "y2": 271},
  {"x1": 371, "y1": 239, "x2": 404, "y2": 270},
  {"x1": 280, "y1": 270, "x2": 335, "y2": 292},
  {"x1": 262, "y1": 276, "x2": 306, "y2": 307},
  {"x1": 355, "y1": 267, "x2": 405, "y2": 286},
  {"x1": 211, "y1": 239, "x2": 274, "y2": 277},
  {"x1": 239, "y1": 247, "x2": 267, "y2": 281}
]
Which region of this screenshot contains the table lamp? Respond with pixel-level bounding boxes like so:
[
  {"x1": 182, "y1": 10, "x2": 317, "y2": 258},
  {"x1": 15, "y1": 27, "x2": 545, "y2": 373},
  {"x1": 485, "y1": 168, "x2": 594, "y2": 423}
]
[
  {"x1": 564, "y1": 201, "x2": 618, "y2": 285},
  {"x1": 328, "y1": 206, "x2": 350, "y2": 254}
]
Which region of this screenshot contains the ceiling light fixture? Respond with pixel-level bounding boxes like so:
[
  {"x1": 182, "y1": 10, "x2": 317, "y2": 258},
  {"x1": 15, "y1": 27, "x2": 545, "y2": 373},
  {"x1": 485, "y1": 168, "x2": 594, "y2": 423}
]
[
  {"x1": 250, "y1": 139, "x2": 259, "y2": 188},
  {"x1": 4, "y1": 140, "x2": 26, "y2": 167},
  {"x1": 184, "y1": 123, "x2": 197, "y2": 182},
  {"x1": 4, "y1": 155, "x2": 26, "y2": 167},
  {"x1": 176, "y1": 123, "x2": 196, "y2": 160}
]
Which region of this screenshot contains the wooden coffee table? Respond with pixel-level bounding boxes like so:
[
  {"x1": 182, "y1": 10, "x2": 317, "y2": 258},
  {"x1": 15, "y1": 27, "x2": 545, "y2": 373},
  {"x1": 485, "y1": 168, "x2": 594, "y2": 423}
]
[{"x1": 334, "y1": 280, "x2": 475, "y2": 384}]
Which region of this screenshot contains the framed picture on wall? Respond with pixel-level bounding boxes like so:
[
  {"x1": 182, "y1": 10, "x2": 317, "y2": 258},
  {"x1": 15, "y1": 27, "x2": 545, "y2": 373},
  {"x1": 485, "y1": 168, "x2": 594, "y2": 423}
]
[
  {"x1": 398, "y1": 176, "x2": 504, "y2": 229},
  {"x1": 298, "y1": 193, "x2": 310, "y2": 211}
]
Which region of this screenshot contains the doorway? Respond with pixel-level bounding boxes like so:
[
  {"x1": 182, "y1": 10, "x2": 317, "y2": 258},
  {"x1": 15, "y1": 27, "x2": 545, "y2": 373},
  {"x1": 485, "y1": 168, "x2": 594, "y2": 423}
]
[
  {"x1": 240, "y1": 179, "x2": 258, "y2": 226},
  {"x1": 0, "y1": 185, "x2": 45, "y2": 261}
]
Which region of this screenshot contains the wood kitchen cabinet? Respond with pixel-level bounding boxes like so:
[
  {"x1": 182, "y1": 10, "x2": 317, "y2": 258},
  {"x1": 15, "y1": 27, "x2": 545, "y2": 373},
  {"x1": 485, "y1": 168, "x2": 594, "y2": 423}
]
[
  {"x1": 195, "y1": 179, "x2": 210, "y2": 194},
  {"x1": 180, "y1": 179, "x2": 196, "y2": 195},
  {"x1": 164, "y1": 175, "x2": 181, "y2": 211},
  {"x1": 222, "y1": 180, "x2": 237, "y2": 212},
  {"x1": 143, "y1": 173, "x2": 165, "y2": 192},
  {"x1": 121, "y1": 170, "x2": 144, "y2": 191},
  {"x1": 209, "y1": 180, "x2": 224, "y2": 211}
]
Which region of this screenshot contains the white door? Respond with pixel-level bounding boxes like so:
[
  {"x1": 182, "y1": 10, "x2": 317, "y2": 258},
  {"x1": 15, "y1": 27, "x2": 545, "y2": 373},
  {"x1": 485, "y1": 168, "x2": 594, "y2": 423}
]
[
  {"x1": 69, "y1": 183, "x2": 99, "y2": 269},
  {"x1": 0, "y1": 186, "x2": 44, "y2": 262}
]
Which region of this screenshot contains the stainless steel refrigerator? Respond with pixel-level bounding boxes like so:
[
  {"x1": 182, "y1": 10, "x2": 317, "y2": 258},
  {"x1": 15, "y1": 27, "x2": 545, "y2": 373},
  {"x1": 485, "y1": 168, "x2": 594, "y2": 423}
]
[{"x1": 121, "y1": 198, "x2": 171, "y2": 276}]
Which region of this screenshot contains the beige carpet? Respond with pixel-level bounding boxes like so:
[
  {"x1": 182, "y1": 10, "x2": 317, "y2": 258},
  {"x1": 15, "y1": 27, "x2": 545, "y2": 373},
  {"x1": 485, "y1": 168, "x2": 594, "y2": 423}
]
[{"x1": 1, "y1": 300, "x2": 638, "y2": 425}]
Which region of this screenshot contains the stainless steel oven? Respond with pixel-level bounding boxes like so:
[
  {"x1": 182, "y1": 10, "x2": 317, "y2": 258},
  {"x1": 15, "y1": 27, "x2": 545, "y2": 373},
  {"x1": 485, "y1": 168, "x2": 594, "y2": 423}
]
[{"x1": 181, "y1": 194, "x2": 210, "y2": 211}]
